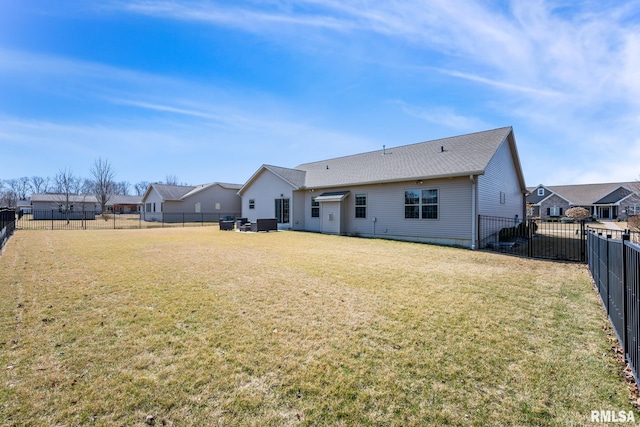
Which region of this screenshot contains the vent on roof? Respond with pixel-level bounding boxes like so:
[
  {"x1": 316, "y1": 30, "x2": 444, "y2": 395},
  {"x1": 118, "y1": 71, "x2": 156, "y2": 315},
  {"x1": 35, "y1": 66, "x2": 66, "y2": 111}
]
[
  {"x1": 440, "y1": 146, "x2": 445, "y2": 152},
  {"x1": 383, "y1": 145, "x2": 386, "y2": 155}
]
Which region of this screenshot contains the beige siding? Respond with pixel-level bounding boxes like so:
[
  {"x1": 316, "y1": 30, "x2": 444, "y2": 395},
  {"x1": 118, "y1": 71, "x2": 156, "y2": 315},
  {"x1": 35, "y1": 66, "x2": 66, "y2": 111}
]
[
  {"x1": 300, "y1": 177, "x2": 474, "y2": 246},
  {"x1": 162, "y1": 186, "x2": 240, "y2": 215},
  {"x1": 477, "y1": 139, "x2": 524, "y2": 220}
]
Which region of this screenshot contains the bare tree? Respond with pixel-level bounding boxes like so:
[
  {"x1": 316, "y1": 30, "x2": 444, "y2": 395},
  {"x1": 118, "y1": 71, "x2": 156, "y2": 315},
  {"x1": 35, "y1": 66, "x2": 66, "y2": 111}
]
[
  {"x1": 3, "y1": 179, "x2": 18, "y2": 207},
  {"x1": 54, "y1": 168, "x2": 82, "y2": 223},
  {"x1": 90, "y1": 157, "x2": 116, "y2": 213},
  {"x1": 30, "y1": 176, "x2": 49, "y2": 194},
  {"x1": 165, "y1": 175, "x2": 179, "y2": 185},
  {"x1": 115, "y1": 181, "x2": 131, "y2": 195},
  {"x1": 134, "y1": 181, "x2": 149, "y2": 196},
  {"x1": 0, "y1": 180, "x2": 11, "y2": 207}
]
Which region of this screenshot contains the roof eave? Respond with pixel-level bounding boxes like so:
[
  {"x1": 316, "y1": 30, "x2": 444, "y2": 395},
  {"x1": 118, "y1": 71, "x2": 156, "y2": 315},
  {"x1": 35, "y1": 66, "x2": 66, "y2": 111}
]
[{"x1": 303, "y1": 171, "x2": 486, "y2": 190}]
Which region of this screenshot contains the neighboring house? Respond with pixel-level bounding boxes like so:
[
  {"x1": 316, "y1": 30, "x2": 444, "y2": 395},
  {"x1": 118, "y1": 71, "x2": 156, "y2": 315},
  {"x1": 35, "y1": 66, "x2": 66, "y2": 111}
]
[
  {"x1": 527, "y1": 182, "x2": 640, "y2": 221},
  {"x1": 141, "y1": 182, "x2": 242, "y2": 222},
  {"x1": 16, "y1": 199, "x2": 31, "y2": 215},
  {"x1": 238, "y1": 127, "x2": 527, "y2": 249},
  {"x1": 31, "y1": 194, "x2": 99, "y2": 220},
  {"x1": 107, "y1": 195, "x2": 142, "y2": 214}
]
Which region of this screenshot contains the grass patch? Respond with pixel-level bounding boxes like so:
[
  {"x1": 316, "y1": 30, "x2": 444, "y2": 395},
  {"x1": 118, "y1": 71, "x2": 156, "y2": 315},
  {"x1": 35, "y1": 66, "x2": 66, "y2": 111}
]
[{"x1": 0, "y1": 228, "x2": 634, "y2": 425}]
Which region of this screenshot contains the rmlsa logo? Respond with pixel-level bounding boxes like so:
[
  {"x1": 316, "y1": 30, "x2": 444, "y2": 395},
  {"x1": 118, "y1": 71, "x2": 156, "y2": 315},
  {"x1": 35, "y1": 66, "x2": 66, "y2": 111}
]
[{"x1": 591, "y1": 410, "x2": 635, "y2": 423}]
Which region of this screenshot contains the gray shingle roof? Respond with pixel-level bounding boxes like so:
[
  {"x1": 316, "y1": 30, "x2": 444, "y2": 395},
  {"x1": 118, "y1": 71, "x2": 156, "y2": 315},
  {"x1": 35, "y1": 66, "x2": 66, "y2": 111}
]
[
  {"x1": 263, "y1": 165, "x2": 307, "y2": 188},
  {"x1": 31, "y1": 194, "x2": 98, "y2": 203},
  {"x1": 148, "y1": 182, "x2": 243, "y2": 201},
  {"x1": 295, "y1": 127, "x2": 515, "y2": 188},
  {"x1": 544, "y1": 182, "x2": 637, "y2": 205},
  {"x1": 151, "y1": 184, "x2": 197, "y2": 201},
  {"x1": 109, "y1": 195, "x2": 142, "y2": 205}
]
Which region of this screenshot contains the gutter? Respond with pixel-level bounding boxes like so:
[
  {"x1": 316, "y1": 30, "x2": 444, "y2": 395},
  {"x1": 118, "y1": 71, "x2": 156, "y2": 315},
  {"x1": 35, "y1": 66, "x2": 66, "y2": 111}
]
[{"x1": 470, "y1": 175, "x2": 477, "y2": 250}]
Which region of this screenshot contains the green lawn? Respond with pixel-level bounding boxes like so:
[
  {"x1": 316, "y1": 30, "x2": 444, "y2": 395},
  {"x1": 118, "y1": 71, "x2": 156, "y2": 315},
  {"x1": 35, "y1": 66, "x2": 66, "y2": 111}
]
[{"x1": 0, "y1": 228, "x2": 635, "y2": 426}]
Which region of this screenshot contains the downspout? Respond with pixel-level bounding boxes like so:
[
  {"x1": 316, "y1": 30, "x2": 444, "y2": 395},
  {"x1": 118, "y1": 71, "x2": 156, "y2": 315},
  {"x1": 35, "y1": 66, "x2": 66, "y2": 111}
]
[{"x1": 470, "y1": 175, "x2": 477, "y2": 250}]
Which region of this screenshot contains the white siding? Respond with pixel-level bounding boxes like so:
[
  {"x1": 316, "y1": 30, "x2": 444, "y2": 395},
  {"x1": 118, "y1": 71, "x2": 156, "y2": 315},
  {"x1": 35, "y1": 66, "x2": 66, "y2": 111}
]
[
  {"x1": 477, "y1": 139, "x2": 524, "y2": 220},
  {"x1": 240, "y1": 169, "x2": 295, "y2": 228},
  {"x1": 142, "y1": 188, "x2": 163, "y2": 221}
]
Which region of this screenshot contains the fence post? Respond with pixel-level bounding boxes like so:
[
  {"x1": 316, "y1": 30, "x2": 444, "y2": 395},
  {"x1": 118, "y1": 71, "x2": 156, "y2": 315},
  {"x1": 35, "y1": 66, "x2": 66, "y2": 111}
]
[
  {"x1": 606, "y1": 234, "x2": 611, "y2": 314},
  {"x1": 580, "y1": 220, "x2": 585, "y2": 262},
  {"x1": 623, "y1": 234, "x2": 630, "y2": 357}
]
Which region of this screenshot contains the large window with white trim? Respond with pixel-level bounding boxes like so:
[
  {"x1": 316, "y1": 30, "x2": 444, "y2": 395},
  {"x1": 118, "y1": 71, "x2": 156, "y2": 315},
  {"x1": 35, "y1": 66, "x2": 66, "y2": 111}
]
[{"x1": 405, "y1": 189, "x2": 438, "y2": 219}]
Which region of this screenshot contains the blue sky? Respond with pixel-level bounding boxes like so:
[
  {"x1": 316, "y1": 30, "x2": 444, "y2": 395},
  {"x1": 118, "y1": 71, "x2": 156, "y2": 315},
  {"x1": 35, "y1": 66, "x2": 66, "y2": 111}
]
[{"x1": 1, "y1": 0, "x2": 640, "y2": 189}]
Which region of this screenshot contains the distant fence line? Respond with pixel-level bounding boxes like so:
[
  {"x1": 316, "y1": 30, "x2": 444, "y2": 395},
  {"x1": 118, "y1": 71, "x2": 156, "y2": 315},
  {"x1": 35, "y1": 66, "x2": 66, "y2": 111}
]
[
  {"x1": 588, "y1": 230, "x2": 640, "y2": 390},
  {"x1": 0, "y1": 208, "x2": 16, "y2": 251},
  {"x1": 17, "y1": 210, "x2": 241, "y2": 230}
]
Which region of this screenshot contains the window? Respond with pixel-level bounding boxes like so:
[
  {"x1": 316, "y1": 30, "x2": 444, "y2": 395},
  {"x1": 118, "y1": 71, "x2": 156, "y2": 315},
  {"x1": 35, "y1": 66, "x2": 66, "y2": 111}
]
[
  {"x1": 195, "y1": 202, "x2": 201, "y2": 213},
  {"x1": 405, "y1": 189, "x2": 438, "y2": 219},
  {"x1": 311, "y1": 197, "x2": 319, "y2": 218},
  {"x1": 548, "y1": 206, "x2": 562, "y2": 217},
  {"x1": 249, "y1": 199, "x2": 255, "y2": 209},
  {"x1": 145, "y1": 203, "x2": 151, "y2": 212},
  {"x1": 275, "y1": 198, "x2": 290, "y2": 223},
  {"x1": 160, "y1": 202, "x2": 164, "y2": 212},
  {"x1": 153, "y1": 202, "x2": 156, "y2": 212},
  {"x1": 500, "y1": 191, "x2": 505, "y2": 204},
  {"x1": 537, "y1": 188, "x2": 544, "y2": 196},
  {"x1": 355, "y1": 193, "x2": 367, "y2": 218}
]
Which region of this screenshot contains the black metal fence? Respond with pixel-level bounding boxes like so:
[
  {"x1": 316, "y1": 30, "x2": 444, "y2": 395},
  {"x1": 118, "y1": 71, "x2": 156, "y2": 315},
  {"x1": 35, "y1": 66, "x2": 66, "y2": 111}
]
[
  {"x1": 588, "y1": 230, "x2": 640, "y2": 389},
  {"x1": 16, "y1": 210, "x2": 241, "y2": 230},
  {"x1": 0, "y1": 207, "x2": 16, "y2": 251},
  {"x1": 478, "y1": 215, "x2": 587, "y2": 262}
]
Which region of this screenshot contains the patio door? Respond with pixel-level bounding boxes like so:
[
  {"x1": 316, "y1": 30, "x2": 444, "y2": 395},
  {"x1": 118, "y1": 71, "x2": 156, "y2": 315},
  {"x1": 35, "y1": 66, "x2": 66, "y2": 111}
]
[{"x1": 275, "y1": 198, "x2": 289, "y2": 224}]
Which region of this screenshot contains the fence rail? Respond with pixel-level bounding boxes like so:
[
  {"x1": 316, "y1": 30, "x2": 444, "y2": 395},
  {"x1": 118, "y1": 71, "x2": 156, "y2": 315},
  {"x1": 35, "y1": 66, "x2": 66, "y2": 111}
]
[
  {"x1": 478, "y1": 215, "x2": 587, "y2": 262},
  {"x1": 587, "y1": 230, "x2": 640, "y2": 390},
  {"x1": 16, "y1": 210, "x2": 241, "y2": 230},
  {"x1": 0, "y1": 207, "x2": 16, "y2": 251}
]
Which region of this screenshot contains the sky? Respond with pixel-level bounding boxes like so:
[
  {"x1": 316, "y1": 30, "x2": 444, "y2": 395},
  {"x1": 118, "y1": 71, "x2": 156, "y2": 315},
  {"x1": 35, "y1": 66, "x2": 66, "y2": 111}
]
[{"x1": 1, "y1": 0, "x2": 640, "y2": 190}]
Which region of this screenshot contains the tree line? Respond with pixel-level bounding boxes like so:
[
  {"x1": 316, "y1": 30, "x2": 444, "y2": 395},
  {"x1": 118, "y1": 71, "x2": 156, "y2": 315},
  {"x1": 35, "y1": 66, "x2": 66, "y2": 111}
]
[{"x1": 0, "y1": 158, "x2": 184, "y2": 210}]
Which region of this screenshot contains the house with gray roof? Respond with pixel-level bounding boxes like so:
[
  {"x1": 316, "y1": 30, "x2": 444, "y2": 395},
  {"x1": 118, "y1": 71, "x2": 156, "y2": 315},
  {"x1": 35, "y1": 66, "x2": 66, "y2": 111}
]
[
  {"x1": 31, "y1": 193, "x2": 99, "y2": 220},
  {"x1": 238, "y1": 127, "x2": 527, "y2": 248},
  {"x1": 527, "y1": 182, "x2": 640, "y2": 221},
  {"x1": 141, "y1": 182, "x2": 242, "y2": 222}
]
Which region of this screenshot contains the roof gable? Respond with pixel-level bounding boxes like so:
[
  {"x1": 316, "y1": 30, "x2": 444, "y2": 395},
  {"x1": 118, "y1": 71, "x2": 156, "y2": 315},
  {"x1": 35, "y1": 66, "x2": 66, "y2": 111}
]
[{"x1": 238, "y1": 165, "x2": 306, "y2": 195}]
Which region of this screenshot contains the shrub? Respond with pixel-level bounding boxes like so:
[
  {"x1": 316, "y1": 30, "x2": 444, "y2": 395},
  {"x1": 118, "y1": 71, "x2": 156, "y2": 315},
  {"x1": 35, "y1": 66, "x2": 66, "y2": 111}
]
[
  {"x1": 629, "y1": 215, "x2": 640, "y2": 231},
  {"x1": 499, "y1": 222, "x2": 535, "y2": 242},
  {"x1": 565, "y1": 207, "x2": 591, "y2": 221}
]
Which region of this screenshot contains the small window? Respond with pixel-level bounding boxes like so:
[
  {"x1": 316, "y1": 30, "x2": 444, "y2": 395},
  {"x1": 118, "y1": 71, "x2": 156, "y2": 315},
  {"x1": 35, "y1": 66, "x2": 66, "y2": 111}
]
[
  {"x1": 249, "y1": 199, "x2": 255, "y2": 209},
  {"x1": 311, "y1": 197, "x2": 319, "y2": 218},
  {"x1": 153, "y1": 202, "x2": 156, "y2": 212},
  {"x1": 537, "y1": 188, "x2": 544, "y2": 196},
  {"x1": 195, "y1": 202, "x2": 201, "y2": 213},
  {"x1": 500, "y1": 191, "x2": 505, "y2": 204},
  {"x1": 355, "y1": 193, "x2": 367, "y2": 219}
]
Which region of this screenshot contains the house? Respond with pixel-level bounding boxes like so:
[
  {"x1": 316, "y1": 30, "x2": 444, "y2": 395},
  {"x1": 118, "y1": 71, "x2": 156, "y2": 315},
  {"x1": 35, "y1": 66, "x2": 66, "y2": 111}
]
[
  {"x1": 107, "y1": 195, "x2": 142, "y2": 214},
  {"x1": 238, "y1": 127, "x2": 527, "y2": 249},
  {"x1": 141, "y1": 182, "x2": 242, "y2": 222},
  {"x1": 527, "y1": 182, "x2": 640, "y2": 221},
  {"x1": 31, "y1": 194, "x2": 99, "y2": 220}
]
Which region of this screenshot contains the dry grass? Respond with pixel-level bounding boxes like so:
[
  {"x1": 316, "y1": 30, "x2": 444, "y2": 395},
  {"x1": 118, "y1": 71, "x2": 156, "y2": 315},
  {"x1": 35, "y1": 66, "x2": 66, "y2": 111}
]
[{"x1": 0, "y1": 228, "x2": 635, "y2": 426}]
